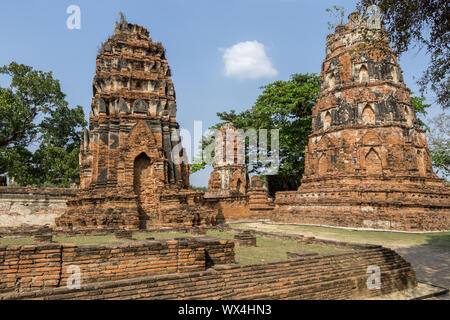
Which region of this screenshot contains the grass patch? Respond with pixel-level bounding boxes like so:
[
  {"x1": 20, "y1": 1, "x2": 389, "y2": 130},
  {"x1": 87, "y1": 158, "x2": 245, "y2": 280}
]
[
  {"x1": 231, "y1": 222, "x2": 450, "y2": 249},
  {"x1": 0, "y1": 237, "x2": 35, "y2": 246},
  {"x1": 133, "y1": 232, "x2": 192, "y2": 241},
  {"x1": 0, "y1": 230, "x2": 346, "y2": 264},
  {"x1": 234, "y1": 236, "x2": 346, "y2": 265}
]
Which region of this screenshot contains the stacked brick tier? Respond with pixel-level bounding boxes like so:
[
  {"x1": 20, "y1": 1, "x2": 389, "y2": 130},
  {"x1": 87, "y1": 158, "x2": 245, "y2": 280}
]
[
  {"x1": 204, "y1": 123, "x2": 254, "y2": 221},
  {"x1": 0, "y1": 238, "x2": 235, "y2": 294},
  {"x1": 208, "y1": 123, "x2": 248, "y2": 196},
  {"x1": 274, "y1": 13, "x2": 449, "y2": 231},
  {"x1": 234, "y1": 230, "x2": 257, "y2": 247},
  {"x1": 0, "y1": 243, "x2": 416, "y2": 300},
  {"x1": 56, "y1": 21, "x2": 214, "y2": 231},
  {"x1": 248, "y1": 176, "x2": 274, "y2": 217}
]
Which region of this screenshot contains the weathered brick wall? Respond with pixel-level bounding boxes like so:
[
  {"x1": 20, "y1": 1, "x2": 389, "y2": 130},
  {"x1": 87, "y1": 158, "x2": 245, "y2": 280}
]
[
  {"x1": 273, "y1": 13, "x2": 450, "y2": 232},
  {"x1": 57, "y1": 21, "x2": 214, "y2": 231},
  {"x1": 204, "y1": 195, "x2": 252, "y2": 221},
  {"x1": 208, "y1": 123, "x2": 248, "y2": 195},
  {"x1": 275, "y1": 188, "x2": 450, "y2": 231},
  {"x1": 248, "y1": 176, "x2": 274, "y2": 217},
  {"x1": 0, "y1": 187, "x2": 76, "y2": 230},
  {"x1": 0, "y1": 245, "x2": 416, "y2": 300},
  {"x1": 0, "y1": 238, "x2": 234, "y2": 293}
]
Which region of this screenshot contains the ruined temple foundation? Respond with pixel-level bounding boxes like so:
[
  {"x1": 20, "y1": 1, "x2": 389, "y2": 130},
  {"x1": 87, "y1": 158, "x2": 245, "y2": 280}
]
[
  {"x1": 248, "y1": 176, "x2": 274, "y2": 217},
  {"x1": 274, "y1": 13, "x2": 449, "y2": 231},
  {"x1": 203, "y1": 123, "x2": 274, "y2": 221},
  {"x1": 0, "y1": 232, "x2": 417, "y2": 300},
  {"x1": 56, "y1": 21, "x2": 215, "y2": 231},
  {"x1": 207, "y1": 123, "x2": 248, "y2": 196}
]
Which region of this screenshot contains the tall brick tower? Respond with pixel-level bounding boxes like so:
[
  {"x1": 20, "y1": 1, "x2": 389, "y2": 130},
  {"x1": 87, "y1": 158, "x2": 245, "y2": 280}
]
[
  {"x1": 57, "y1": 19, "x2": 214, "y2": 230},
  {"x1": 275, "y1": 13, "x2": 449, "y2": 231},
  {"x1": 208, "y1": 123, "x2": 248, "y2": 195}
]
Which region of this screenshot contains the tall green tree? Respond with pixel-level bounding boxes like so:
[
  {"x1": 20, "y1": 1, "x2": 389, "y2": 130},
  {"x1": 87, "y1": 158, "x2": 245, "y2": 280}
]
[
  {"x1": 192, "y1": 73, "x2": 439, "y2": 193},
  {"x1": 357, "y1": 0, "x2": 449, "y2": 108},
  {"x1": 426, "y1": 112, "x2": 450, "y2": 181},
  {"x1": 0, "y1": 62, "x2": 87, "y2": 187},
  {"x1": 192, "y1": 73, "x2": 320, "y2": 193}
]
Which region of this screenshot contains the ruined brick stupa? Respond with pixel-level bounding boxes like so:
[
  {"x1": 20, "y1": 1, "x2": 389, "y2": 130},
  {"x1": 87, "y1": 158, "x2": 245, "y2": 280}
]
[
  {"x1": 207, "y1": 123, "x2": 248, "y2": 196},
  {"x1": 204, "y1": 123, "x2": 273, "y2": 219},
  {"x1": 57, "y1": 19, "x2": 215, "y2": 230},
  {"x1": 275, "y1": 13, "x2": 449, "y2": 231}
]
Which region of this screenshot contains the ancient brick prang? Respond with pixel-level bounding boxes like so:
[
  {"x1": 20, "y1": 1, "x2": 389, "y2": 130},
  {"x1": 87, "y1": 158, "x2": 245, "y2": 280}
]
[
  {"x1": 204, "y1": 124, "x2": 276, "y2": 220},
  {"x1": 56, "y1": 21, "x2": 215, "y2": 231},
  {"x1": 274, "y1": 13, "x2": 449, "y2": 231},
  {"x1": 0, "y1": 238, "x2": 235, "y2": 294},
  {"x1": 207, "y1": 123, "x2": 248, "y2": 196}
]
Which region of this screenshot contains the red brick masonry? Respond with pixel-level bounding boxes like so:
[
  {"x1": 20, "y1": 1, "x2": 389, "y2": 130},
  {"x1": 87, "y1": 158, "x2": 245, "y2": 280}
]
[
  {"x1": 0, "y1": 237, "x2": 234, "y2": 293},
  {"x1": 56, "y1": 21, "x2": 214, "y2": 231},
  {"x1": 274, "y1": 13, "x2": 449, "y2": 231},
  {"x1": 0, "y1": 233, "x2": 416, "y2": 300}
]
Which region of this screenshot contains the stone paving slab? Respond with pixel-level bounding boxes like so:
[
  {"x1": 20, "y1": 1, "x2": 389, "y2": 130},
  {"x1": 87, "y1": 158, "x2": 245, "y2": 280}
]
[{"x1": 366, "y1": 282, "x2": 448, "y2": 300}]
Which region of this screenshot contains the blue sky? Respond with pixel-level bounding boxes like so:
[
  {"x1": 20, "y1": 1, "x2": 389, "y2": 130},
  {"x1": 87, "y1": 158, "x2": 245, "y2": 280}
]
[{"x1": 0, "y1": 0, "x2": 443, "y2": 186}]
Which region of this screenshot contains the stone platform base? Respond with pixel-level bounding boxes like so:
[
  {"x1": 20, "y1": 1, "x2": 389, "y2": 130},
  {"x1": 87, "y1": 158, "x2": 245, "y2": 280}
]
[
  {"x1": 367, "y1": 282, "x2": 448, "y2": 300},
  {"x1": 56, "y1": 191, "x2": 141, "y2": 230},
  {"x1": 56, "y1": 188, "x2": 220, "y2": 231},
  {"x1": 275, "y1": 182, "x2": 450, "y2": 232},
  {"x1": 0, "y1": 241, "x2": 417, "y2": 300}
]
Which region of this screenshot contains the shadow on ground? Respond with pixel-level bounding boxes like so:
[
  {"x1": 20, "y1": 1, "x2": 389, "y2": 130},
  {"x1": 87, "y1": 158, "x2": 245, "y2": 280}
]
[{"x1": 395, "y1": 234, "x2": 450, "y2": 299}]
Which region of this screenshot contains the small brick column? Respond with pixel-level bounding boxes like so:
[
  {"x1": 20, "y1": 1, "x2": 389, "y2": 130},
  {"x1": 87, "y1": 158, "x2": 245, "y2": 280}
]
[{"x1": 234, "y1": 230, "x2": 257, "y2": 247}]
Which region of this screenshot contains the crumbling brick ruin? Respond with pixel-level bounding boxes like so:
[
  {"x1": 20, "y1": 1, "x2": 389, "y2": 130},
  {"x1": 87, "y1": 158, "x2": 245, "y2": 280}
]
[
  {"x1": 204, "y1": 123, "x2": 250, "y2": 220},
  {"x1": 203, "y1": 123, "x2": 275, "y2": 220},
  {"x1": 248, "y1": 176, "x2": 274, "y2": 216},
  {"x1": 0, "y1": 233, "x2": 416, "y2": 300},
  {"x1": 208, "y1": 123, "x2": 248, "y2": 196},
  {"x1": 274, "y1": 13, "x2": 450, "y2": 231},
  {"x1": 56, "y1": 21, "x2": 215, "y2": 231}
]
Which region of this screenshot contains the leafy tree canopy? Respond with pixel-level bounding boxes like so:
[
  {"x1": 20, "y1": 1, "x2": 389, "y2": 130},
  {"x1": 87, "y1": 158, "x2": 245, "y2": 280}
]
[
  {"x1": 192, "y1": 73, "x2": 320, "y2": 193},
  {"x1": 0, "y1": 62, "x2": 87, "y2": 187},
  {"x1": 426, "y1": 112, "x2": 450, "y2": 181}
]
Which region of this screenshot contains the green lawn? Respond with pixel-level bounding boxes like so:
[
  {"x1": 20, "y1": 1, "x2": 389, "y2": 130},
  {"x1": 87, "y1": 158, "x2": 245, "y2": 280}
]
[
  {"x1": 0, "y1": 230, "x2": 346, "y2": 264},
  {"x1": 230, "y1": 222, "x2": 450, "y2": 250},
  {"x1": 233, "y1": 236, "x2": 346, "y2": 264}
]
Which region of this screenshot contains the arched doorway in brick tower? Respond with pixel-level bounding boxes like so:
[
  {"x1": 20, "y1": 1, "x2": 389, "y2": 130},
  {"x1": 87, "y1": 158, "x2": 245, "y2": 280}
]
[
  {"x1": 236, "y1": 178, "x2": 242, "y2": 193},
  {"x1": 365, "y1": 148, "x2": 382, "y2": 175},
  {"x1": 133, "y1": 152, "x2": 154, "y2": 229}
]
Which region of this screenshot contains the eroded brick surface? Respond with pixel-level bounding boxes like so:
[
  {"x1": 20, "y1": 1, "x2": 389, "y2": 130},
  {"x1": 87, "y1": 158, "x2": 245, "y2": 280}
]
[
  {"x1": 208, "y1": 123, "x2": 248, "y2": 196},
  {"x1": 204, "y1": 124, "x2": 275, "y2": 220},
  {"x1": 274, "y1": 14, "x2": 449, "y2": 231},
  {"x1": 0, "y1": 234, "x2": 416, "y2": 300},
  {"x1": 56, "y1": 22, "x2": 215, "y2": 231},
  {"x1": 248, "y1": 176, "x2": 274, "y2": 217},
  {"x1": 0, "y1": 238, "x2": 235, "y2": 294},
  {"x1": 0, "y1": 187, "x2": 76, "y2": 229}
]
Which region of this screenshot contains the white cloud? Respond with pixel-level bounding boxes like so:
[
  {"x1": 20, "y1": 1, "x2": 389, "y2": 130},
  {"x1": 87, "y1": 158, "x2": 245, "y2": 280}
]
[{"x1": 221, "y1": 41, "x2": 278, "y2": 80}]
